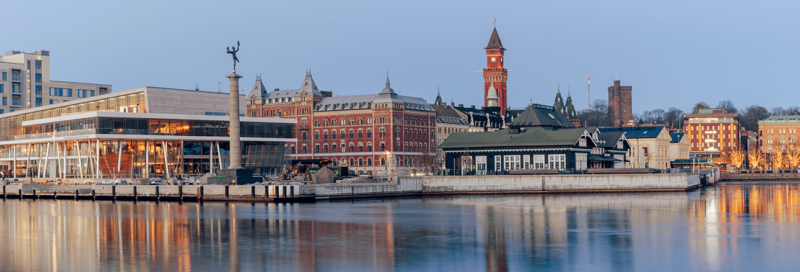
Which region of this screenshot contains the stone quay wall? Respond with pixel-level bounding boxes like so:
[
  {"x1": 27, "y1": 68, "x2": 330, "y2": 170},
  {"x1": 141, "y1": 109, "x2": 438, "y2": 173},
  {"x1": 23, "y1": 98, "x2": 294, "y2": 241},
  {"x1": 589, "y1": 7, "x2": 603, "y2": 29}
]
[
  {"x1": 721, "y1": 172, "x2": 800, "y2": 181},
  {"x1": 420, "y1": 173, "x2": 700, "y2": 194}
]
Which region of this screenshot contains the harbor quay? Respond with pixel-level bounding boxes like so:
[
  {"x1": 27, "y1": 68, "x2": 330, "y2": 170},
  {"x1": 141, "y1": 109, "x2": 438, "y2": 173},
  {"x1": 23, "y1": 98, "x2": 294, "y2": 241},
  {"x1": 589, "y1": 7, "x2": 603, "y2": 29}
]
[{"x1": 0, "y1": 172, "x2": 708, "y2": 203}]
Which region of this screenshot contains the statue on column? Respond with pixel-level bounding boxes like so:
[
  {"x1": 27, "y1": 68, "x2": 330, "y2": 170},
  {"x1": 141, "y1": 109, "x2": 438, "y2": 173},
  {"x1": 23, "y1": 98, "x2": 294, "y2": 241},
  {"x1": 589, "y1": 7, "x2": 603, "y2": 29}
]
[{"x1": 226, "y1": 41, "x2": 240, "y2": 71}]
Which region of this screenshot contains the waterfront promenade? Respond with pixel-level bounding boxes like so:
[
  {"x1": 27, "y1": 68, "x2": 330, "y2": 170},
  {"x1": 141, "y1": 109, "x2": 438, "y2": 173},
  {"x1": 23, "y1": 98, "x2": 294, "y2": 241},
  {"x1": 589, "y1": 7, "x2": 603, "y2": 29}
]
[{"x1": 0, "y1": 172, "x2": 709, "y2": 203}]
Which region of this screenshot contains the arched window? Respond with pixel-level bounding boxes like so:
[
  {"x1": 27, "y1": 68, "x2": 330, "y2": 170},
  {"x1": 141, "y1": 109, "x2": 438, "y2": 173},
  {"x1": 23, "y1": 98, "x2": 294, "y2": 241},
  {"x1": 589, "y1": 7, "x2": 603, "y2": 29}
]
[
  {"x1": 358, "y1": 143, "x2": 363, "y2": 152},
  {"x1": 349, "y1": 159, "x2": 355, "y2": 166},
  {"x1": 381, "y1": 158, "x2": 386, "y2": 166},
  {"x1": 349, "y1": 143, "x2": 354, "y2": 152},
  {"x1": 358, "y1": 158, "x2": 363, "y2": 166}
]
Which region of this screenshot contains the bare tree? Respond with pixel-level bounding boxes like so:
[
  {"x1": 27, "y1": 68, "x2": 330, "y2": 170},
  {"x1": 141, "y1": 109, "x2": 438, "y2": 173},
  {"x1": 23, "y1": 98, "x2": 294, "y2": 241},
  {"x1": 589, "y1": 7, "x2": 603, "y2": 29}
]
[
  {"x1": 740, "y1": 105, "x2": 770, "y2": 131},
  {"x1": 716, "y1": 100, "x2": 738, "y2": 114},
  {"x1": 692, "y1": 102, "x2": 711, "y2": 114}
]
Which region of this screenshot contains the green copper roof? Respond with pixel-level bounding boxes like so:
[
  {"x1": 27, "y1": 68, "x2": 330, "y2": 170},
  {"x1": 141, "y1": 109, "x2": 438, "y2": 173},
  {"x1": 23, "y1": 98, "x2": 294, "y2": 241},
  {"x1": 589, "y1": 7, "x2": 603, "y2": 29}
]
[
  {"x1": 759, "y1": 115, "x2": 800, "y2": 123},
  {"x1": 439, "y1": 126, "x2": 585, "y2": 150}
]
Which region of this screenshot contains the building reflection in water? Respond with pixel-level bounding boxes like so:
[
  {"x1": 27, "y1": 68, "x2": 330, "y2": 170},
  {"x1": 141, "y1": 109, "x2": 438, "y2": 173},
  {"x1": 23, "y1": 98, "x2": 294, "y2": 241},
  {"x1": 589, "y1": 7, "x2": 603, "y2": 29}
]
[{"x1": 0, "y1": 182, "x2": 800, "y2": 271}]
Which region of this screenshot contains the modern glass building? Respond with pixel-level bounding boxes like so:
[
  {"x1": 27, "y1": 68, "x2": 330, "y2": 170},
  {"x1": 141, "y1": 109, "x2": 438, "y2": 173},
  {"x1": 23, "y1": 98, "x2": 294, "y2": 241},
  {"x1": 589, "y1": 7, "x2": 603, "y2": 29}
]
[{"x1": 0, "y1": 86, "x2": 295, "y2": 180}]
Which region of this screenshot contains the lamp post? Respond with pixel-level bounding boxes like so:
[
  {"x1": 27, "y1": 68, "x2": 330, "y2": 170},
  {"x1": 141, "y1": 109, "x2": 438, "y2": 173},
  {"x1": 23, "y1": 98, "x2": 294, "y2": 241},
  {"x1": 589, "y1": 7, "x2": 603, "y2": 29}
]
[{"x1": 385, "y1": 150, "x2": 391, "y2": 181}]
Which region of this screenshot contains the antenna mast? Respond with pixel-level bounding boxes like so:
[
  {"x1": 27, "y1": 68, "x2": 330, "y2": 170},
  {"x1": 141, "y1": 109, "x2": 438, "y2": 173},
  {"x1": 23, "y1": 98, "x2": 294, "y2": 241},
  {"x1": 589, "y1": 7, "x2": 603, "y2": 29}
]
[
  {"x1": 217, "y1": 82, "x2": 221, "y2": 93},
  {"x1": 587, "y1": 76, "x2": 592, "y2": 110}
]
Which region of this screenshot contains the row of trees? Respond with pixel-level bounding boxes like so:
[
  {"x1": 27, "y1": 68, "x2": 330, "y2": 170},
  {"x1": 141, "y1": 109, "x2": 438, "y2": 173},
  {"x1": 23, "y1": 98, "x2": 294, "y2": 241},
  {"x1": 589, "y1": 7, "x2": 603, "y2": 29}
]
[
  {"x1": 577, "y1": 99, "x2": 786, "y2": 131},
  {"x1": 727, "y1": 145, "x2": 800, "y2": 173}
]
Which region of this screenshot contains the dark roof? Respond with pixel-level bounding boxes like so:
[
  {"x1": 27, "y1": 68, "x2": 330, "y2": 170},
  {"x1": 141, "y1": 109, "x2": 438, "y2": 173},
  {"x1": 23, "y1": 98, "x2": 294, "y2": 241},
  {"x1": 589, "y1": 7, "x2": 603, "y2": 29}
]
[
  {"x1": 485, "y1": 27, "x2": 505, "y2": 49},
  {"x1": 508, "y1": 104, "x2": 575, "y2": 129},
  {"x1": 440, "y1": 126, "x2": 586, "y2": 150},
  {"x1": 432, "y1": 104, "x2": 468, "y2": 125},
  {"x1": 565, "y1": 94, "x2": 577, "y2": 119},
  {"x1": 597, "y1": 131, "x2": 625, "y2": 148},
  {"x1": 598, "y1": 126, "x2": 664, "y2": 139},
  {"x1": 588, "y1": 154, "x2": 622, "y2": 162},
  {"x1": 669, "y1": 132, "x2": 685, "y2": 143},
  {"x1": 553, "y1": 90, "x2": 565, "y2": 114}
]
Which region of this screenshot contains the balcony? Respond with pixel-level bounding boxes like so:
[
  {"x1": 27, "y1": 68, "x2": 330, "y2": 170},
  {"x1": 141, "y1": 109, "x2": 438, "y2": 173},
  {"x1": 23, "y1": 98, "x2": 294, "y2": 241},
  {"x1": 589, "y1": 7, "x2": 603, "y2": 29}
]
[
  {"x1": 10, "y1": 102, "x2": 21, "y2": 107},
  {"x1": 11, "y1": 76, "x2": 22, "y2": 82}
]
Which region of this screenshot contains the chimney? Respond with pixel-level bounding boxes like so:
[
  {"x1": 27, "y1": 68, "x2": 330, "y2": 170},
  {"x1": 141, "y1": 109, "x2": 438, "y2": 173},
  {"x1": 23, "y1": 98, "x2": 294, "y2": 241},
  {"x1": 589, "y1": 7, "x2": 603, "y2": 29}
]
[
  {"x1": 274, "y1": 88, "x2": 280, "y2": 92},
  {"x1": 458, "y1": 104, "x2": 464, "y2": 108},
  {"x1": 470, "y1": 105, "x2": 475, "y2": 109}
]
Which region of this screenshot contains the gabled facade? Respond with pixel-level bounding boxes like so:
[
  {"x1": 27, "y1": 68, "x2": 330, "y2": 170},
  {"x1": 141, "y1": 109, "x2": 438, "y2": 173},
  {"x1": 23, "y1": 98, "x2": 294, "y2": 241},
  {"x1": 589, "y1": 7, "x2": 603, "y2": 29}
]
[
  {"x1": 600, "y1": 126, "x2": 673, "y2": 169},
  {"x1": 247, "y1": 73, "x2": 436, "y2": 173},
  {"x1": 440, "y1": 104, "x2": 626, "y2": 174}
]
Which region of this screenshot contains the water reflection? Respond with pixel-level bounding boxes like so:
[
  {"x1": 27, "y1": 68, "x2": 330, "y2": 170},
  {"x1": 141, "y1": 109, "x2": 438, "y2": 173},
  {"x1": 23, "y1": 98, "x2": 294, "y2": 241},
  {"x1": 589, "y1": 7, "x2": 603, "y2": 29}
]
[{"x1": 1, "y1": 182, "x2": 799, "y2": 271}]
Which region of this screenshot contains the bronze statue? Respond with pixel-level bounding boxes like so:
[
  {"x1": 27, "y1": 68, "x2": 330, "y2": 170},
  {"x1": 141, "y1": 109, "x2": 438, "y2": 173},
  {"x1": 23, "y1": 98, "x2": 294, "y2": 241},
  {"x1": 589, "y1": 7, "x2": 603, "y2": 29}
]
[{"x1": 226, "y1": 41, "x2": 240, "y2": 71}]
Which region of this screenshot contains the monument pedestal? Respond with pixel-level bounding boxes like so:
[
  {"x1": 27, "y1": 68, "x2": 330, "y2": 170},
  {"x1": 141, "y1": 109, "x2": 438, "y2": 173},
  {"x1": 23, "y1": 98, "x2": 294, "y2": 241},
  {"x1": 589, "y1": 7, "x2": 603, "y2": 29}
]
[{"x1": 207, "y1": 169, "x2": 261, "y2": 185}]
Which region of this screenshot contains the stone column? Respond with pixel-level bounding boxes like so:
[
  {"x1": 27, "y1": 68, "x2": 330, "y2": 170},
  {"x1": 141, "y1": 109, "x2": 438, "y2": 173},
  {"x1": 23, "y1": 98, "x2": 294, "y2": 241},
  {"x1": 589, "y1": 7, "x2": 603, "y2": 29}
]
[{"x1": 227, "y1": 71, "x2": 243, "y2": 170}]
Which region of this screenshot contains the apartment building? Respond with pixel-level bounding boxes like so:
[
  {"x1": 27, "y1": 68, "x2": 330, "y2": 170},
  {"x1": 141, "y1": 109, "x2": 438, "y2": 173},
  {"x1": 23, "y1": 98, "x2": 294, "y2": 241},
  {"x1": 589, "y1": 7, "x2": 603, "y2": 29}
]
[{"x1": 0, "y1": 50, "x2": 111, "y2": 114}]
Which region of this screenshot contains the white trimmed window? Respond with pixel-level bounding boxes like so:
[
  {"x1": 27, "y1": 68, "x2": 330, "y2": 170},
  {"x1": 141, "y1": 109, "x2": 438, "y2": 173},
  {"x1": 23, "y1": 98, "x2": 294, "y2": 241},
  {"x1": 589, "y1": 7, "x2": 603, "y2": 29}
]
[
  {"x1": 494, "y1": 155, "x2": 502, "y2": 172},
  {"x1": 575, "y1": 153, "x2": 587, "y2": 171},
  {"x1": 504, "y1": 155, "x2": 520, "y2": 170},
  {"x1": 523, "y1": 155, "x2": 530, "y2": 169},
  {"x1": 534, "y1": 155, "x2": 545, "y2": 169},
  {"x1": 548, "y1": 154, "x2": 566, "y2": 170}
]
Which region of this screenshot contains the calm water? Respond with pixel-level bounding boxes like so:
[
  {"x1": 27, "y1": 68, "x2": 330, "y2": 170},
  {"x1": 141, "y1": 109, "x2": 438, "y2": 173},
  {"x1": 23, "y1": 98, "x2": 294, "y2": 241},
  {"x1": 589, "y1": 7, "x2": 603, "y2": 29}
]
[{"x1": 1, "y1": 182, "x2": 800, "y2": 271}]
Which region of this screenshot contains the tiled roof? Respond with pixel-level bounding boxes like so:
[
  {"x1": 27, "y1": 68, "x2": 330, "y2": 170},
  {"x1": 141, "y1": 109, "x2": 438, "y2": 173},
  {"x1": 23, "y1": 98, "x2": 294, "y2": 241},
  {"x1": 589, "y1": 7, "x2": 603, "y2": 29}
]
[{"x1": 485, "y1": 27, "x2": 505, "y2": 49}]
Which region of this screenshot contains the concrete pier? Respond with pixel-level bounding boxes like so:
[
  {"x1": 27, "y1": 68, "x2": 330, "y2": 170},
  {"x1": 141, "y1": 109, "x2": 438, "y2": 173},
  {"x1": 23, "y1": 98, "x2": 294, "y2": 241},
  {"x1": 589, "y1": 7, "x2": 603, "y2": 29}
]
[{"x1": 0, "y1": 173, "x2": 708, "y2": 202}]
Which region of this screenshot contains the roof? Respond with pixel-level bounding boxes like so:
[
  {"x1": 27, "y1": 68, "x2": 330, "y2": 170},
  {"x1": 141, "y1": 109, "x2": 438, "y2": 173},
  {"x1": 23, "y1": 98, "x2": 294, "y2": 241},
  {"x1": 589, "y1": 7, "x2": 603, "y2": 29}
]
[
  {"x1": 588, "y1": 154, "x2": 621, "y2": 162},
  {"x1": 553, "y1": 89, "x2": 565, "y2": 114},
  {"x1": 598, "y1": 126, "x2": 664, "y2": 139},
  {"x1": 669, "y1": 132, "x2": 685, "y2": 143},
  {"x1": 759, "y1": 115, "x2": 800, "y2": 123},
  {"x1": 485, "y1": 27, "x2": 505, "y2": 49},
  {"x1": 507, "y1": 104, "x2": 575, "y2": 129},
  {"x1": 298, "y1": 73, "x2": 322, "y2": 96},
  {"x1": 248, "y1": 76, "x2": 268, "y2": 99},
  {"x1": 434, "y1": 91, "x2": 443, "y2": 105},
  {"x1": 486, "y1": 85, "x2": 498, "y2": 99},
  {"x1": 433, "y1": 104, "x2": 469, "y2": 125},
  {"x1": 564, "y1": 94, "x2": 577, "y2": 119},
  {"x1": 314, "y1": 94, "x2": 432, "y2": 112},
  {"x1": 440, "y1": 126, "x2": 586, "y2": 150},
  {"x1": 597, "y1": 131, "x2": 625, "y2": 148}
]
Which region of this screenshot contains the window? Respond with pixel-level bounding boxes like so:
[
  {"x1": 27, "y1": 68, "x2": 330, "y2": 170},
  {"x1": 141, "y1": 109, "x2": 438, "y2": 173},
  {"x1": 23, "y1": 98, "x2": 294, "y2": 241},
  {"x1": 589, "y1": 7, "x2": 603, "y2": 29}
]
[
  {"x1": 332, "y1": 130, "x2": 336, "y2": 139},
  {"x1": 367, "y1": 144, "x2": 372, "y2": 152},
  {"x1": 341, "y1": 144, "x2": 346, "y2": 153},
  {"x1": 332, "y1": 144, "x2": 337, "y2": 153},
  {"x1": 349, "y1": 130, "x2": 354, "y2": 138},
  {"x1": 534, "y1": 155, "x2": 545, "y2": 169},
  {"x1": 367, "y1": 129, "x2": 372, "y2": 138},
  {"x1": 323, "y1": 131, "x2": 328, "y2": 139},
  {"x1": 523, "y1": 155, "x2": 530, "y2": 169},
  {"x1": 1, "y1": 72, "x2": 5, "y2": 81},
  {"x1": 315, "y1": 145, "x2": 320, "y2": 153},
  {"x1": 314, "y1": 131, "x2": 319, "y2": 140},
  {"x1": 494, "y1": 155, "x2": 502, "y2": 171},
  {"x1": 358, "y1": 129, "x2": 363, "y2": 138},
  {"x1": 642, "y1": 147, "x2": 649, "y2": 156},
  {"x1": 49, "y1": 99, "x2": 55, "y2": 105},
  {"x1": 575, "y1": 153, "x2": 587, "y2": 171},
  {"x1": 340, "y1": 130, "x2": 345, "y2": 139},
  {"x1": 504, "y1": 155, "x2": 520, "y2": 170},
  {"x1": 548, "y1": 154, "x2": 566, "y2": 170},
  {"x1": 302, "y1": 131, "x2": 307, "y2": 140},
  {"x1": 381, "y1": 158, "x2": 386, "y2": 166},
  {"x1": 349, "y1": 143, "x2": 354, "y2": 152},
  {"x1": 302, "y1": 145, "x2": 307, "y2": 154},
  {"x1": 35, "y1": 73, "x2": 42, "y2": 83},
  {"x1": 380, "y1": 142, "x2": 386, "y2": 151},
  {"x1": 324, "y1": 144, "x2": 329, "y2": 153},
  {"x1": 35, "y1": 60, "x2": 41, "y2": 70},
  {"x1": 579, "y1": 138, "x2": 586, "y2": 147},
  {"x1": 379, "y1": 128, "x2": 385, "y2": 137},
  {"x1": 1, "y1": 97, "x2": 5, "y2": 106},
  {"x1": 0, "y1": 84, "x2": 3, "y2": 93},
  {"x1": 35, "y1": 98, "x2": 42, "y2": 107},
  {"x1": 358, "y1": 143, "x2": 363, "y2": 152}
]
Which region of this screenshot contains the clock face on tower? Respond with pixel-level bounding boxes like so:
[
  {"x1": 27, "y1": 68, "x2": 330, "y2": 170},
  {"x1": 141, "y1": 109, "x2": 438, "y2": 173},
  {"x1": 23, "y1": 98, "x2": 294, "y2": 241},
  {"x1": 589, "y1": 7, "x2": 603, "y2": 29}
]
[{"x1": 491, "y1": 57, "x2": 496, "y2": 62}]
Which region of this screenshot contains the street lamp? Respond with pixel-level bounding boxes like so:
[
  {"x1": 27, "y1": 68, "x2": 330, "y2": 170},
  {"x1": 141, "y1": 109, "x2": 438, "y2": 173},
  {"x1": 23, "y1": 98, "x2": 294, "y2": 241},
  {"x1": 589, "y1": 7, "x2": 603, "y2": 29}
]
[{"x1": 385, "y1": 150, "x2": 391, "y2": 181}]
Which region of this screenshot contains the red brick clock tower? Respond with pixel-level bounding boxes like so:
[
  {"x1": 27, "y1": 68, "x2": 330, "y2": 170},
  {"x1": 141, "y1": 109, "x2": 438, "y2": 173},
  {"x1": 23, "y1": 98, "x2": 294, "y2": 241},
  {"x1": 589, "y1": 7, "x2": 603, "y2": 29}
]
[{"x1": 483, "y1": 27, "x2": 508, "y2": 115}]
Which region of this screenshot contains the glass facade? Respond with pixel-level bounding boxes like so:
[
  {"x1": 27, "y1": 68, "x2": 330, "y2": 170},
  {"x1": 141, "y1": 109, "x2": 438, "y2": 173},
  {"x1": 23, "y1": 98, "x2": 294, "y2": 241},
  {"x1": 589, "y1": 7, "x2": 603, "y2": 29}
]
[{"x1": 21, "y1": 117, "x2": 293, "y2": 139}]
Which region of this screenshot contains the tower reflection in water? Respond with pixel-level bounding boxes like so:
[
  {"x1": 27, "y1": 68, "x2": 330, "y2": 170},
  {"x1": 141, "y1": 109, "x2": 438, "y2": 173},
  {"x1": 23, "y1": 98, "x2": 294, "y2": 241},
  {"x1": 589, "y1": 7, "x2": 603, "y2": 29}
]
[{"x1": 0, "y1": 182, "x2": 799, "y2": 271}]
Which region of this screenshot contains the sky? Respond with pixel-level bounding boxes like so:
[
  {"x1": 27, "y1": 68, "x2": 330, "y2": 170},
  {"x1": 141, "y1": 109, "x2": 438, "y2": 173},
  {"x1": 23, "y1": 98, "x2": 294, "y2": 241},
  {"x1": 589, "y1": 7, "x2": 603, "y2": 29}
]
[{"x1": 5, "y1": 0, "x2": 798, "y2": 114}]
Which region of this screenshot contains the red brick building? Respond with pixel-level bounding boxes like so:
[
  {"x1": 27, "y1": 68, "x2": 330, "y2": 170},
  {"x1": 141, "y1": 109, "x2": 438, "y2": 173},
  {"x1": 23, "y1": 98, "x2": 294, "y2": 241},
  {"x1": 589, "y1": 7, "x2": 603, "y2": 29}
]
[
  {"x1": 483, "y1": 27, "x2": 508, "y2": 116},
  {"x1": 683, "y1": 108, "x2": 741, "y2": 159},
  {"x1": 608, "y1": 80, "x2": 633, "y2": 127},
  {"x1": 246, "y1": 73, "x2": 436, "y2": 173}
]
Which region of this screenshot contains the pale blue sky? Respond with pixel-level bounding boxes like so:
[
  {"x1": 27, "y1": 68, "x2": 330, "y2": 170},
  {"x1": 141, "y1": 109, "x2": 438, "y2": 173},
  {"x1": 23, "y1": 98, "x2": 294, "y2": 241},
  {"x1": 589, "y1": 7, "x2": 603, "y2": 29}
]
[{"x1": 7, "y1": 0, "x2": 798, "y2": 114}]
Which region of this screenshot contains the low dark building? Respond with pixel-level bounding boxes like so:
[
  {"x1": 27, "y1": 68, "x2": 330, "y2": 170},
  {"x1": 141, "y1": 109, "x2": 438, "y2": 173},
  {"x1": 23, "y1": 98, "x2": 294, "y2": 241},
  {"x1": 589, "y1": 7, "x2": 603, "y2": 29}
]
[{"x1": 440, "y1": 104, "x2": 629, "y2": 174}]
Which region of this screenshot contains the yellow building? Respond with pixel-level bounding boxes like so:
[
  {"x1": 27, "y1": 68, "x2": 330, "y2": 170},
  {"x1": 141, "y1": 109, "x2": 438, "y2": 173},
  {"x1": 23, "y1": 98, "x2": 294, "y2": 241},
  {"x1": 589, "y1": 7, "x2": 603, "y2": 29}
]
[
  {"x1": 669, "y1": 132, "x2": 691, "y2": 162},
  {"x1": 599, "y1": 126, "x2": 673, "y2": 169}
]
